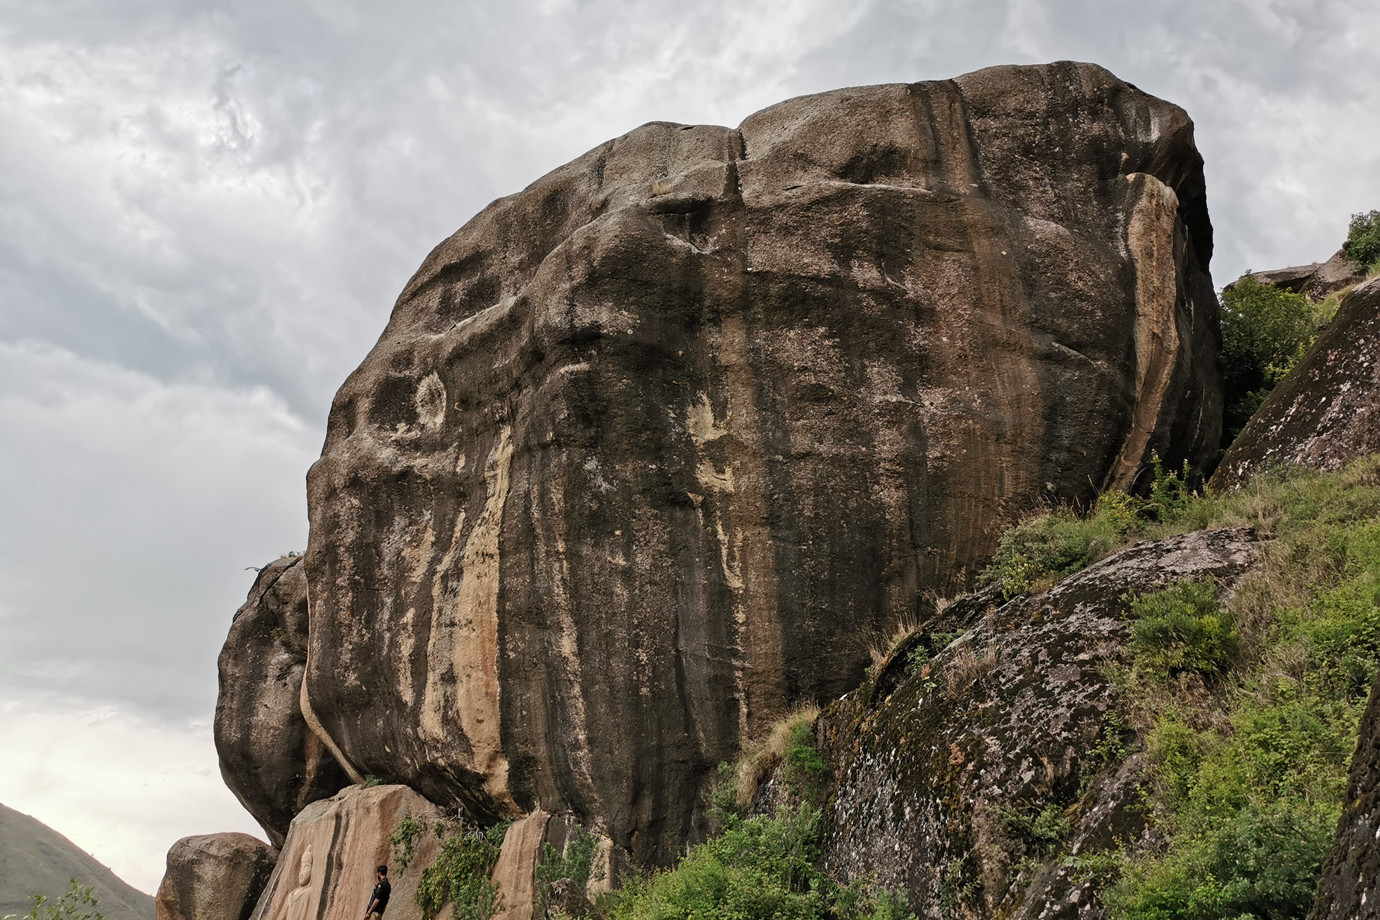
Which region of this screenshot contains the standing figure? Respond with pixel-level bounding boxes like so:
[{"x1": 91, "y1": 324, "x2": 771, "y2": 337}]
[{"x1": 364, "y1": 865, "x2": 390, "y2": 920}]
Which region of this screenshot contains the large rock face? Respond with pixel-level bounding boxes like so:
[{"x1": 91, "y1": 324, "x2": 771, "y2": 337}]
[
  {"x1": 817, "y1": 528, "x2": 1263, "y2": 919},
  {"x1": 301, "y1": 61, "x2": 1221, "y2": 865},
  {"x1": 1212, "y1": 277, "x2": 1380, "y2": 491},
  {"x1": 216, "y1": 556, "x2": 351, "y2": 845}
]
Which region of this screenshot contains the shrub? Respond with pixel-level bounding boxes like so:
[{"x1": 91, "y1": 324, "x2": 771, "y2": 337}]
[
  {"x1": 1218, "y1": 274, "x2": 1319, "y2": 447},
  {"x1": 536, "y1": 825, "x2": 599, "y2": 915},
  {"x1": 725, "y1": 706, "x2": 825, "y2": 811},
  {"x1": 390, "y1": 811, "x2": 426, "y2": 871},
  {"x1": 7, "y1": 881, "x2": 103, "y2": 920},
  {"x1": 415, "y1": 820, "x2": 510, "y2": 920},
  {"x1": 1128, "y1": 580, "x2": 1238, "y2": 680},
  {"x1": 1343, "y1": 209, "x2": 1380, "y2": 271},
  {"x1": 603, "y1": 807, "x2": 916, "y2": 920}
]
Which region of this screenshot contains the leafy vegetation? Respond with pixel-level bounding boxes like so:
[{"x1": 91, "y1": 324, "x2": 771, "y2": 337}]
[
  {"x1": 415, "y1": 819, "x2": 511, "y2": 920},
  {"x1": 1126, "y1": 580, "x2": 1238, "y2": 680},
  {"x1": 601, "y1": 806, "x2": 915, "y2": 920},
  {"x1": 980, "y1": 454, "x2": 1380, "y2": 920},
  {"x1": 1343, "y1": 209, "x2": 1380, "y2": 271},
  {"x1": 389, "y1": 810, "x2": 427, "y2": 871},
  {"x1": 2, "y1": 881, "x2": 103, "y2": 920},
  {"x1": 535, "y1": 825, "x2": 599, "y2": 916},
  {"x1": 1218, "y1": 275, "x2": 1324, "y2": 447}
]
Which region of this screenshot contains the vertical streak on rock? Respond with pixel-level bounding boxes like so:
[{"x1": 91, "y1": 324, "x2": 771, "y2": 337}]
[
  {"x1": 420, "y1": 426, "x2": 516, "y2": 808},
  {"x1": 719, "y1": 313, "x2": 787, "y2": 737},
  {"x1": 540, "y1": 469, "x2": 597, "y2": 806},
  {"x1": 1107, "y1": 174, "x2": 1182, "y2": 489}
]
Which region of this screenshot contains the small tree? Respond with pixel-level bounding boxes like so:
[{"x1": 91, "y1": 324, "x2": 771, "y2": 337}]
[
  {"x1": 1218, "y1": 274, "x2": 1318, "y2": 447},
  {"x1": 1343, "y1": 209, "x2": 1380, "y2": 271},
  {"x1": 4, "y1": 880, "x2": 104, "y2": 920}
]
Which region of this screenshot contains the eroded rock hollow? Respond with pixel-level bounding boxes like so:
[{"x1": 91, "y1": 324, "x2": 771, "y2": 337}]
[{"x1": 293, "y1": 61, "x2": 1220, "y2": 867}]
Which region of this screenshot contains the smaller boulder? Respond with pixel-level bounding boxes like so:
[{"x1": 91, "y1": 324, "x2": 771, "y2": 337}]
[{"x1": 156, "y1": 833, "x2": 276, "y2": 920}]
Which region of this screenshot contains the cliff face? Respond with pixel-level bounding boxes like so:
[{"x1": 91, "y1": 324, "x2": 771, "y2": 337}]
[{"x1": 293, "y1": 60, "x2": 1220, "y2": 865}]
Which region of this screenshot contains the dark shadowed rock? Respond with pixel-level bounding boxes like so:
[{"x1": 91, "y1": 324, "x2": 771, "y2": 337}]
[
  {"x1": 1308, "y1": 668, "x2": 1380, "y2": 920},
  {"x1": 300, "y1": 61, "x2": 1221, "y2": 867},
  {"x1": 215, "y1": 556, "x2": 351, "y2": 846},
  {"x1": 1212, "y1": 277, "x2": 1380, "y2": 492},
  {"x1": 817, "y1": 528, "x2": 1262, "y2": 920},
  {"x1": 156, "y1": 834, "x2": 275, "y2": 920}
]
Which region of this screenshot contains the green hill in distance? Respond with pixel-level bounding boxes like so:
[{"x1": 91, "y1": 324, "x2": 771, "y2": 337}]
[{"x1": 0, "y1": 803, "x2": 153, "y2": 920}]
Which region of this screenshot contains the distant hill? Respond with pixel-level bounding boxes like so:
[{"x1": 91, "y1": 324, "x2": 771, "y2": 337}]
[{"x1": 0, "y1": 804, "x2": 153, "y2": 920}]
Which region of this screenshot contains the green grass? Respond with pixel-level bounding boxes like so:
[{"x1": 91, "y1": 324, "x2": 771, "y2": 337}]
[
  {"x1": 601, "y1": 808, "x2": 915, "y2": 920},
  {"x1": 982, "y1": 454, "x2": 1380, "y2": 920}
]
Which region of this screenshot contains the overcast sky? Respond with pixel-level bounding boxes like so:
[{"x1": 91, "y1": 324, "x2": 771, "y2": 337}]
[{"x1": 2, "y1": 0, "x2": 1378, "y2": 897}]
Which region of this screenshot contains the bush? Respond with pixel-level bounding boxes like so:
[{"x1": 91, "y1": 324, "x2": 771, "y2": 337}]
[
  {"x1": 415, "y1": 820, "x2": 510, "y2": 920},
  {"x1": 1218, "y1": 275, "x2": 1319, "y2": 446},
  {"x1": 603, "y1": 807, "x2": 916, "y2": 920},
  {"x1": 5, "y1": 881, "x2": 103, "y2": 920},
  {"x1": 1128, "y1": 580, "x2": 1238, "y2": 680},
  {"x1": 1343, "y1": 209, "x2": 1380, "y2": 271}
]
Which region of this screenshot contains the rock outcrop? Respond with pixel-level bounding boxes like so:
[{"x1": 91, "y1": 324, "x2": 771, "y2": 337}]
[
  {"x1": 1309, "y1": 669, "x2": 1380, "y2": 920},
  {"x1": 156, "y1": 834, "x2": 276, "y2": 920},
  {"x1": 297, "y1": 60, "x2": 1221, "y2": 867},
  {"x1": 216, "y1": 555, "x2": 351, "y2": 846},
  {"x1": 248, "y1": 786, "x2": 445, "y2": 920},
  {"x1": 817, "y1": 528, "x2": 1262, "y2": 919},
  {"x1": 1235, "y1": 248, "x2": 1364, "y2": 301},
  {"x1": 1211, "y1": 277, "x2": 1380, "y2": 491}
]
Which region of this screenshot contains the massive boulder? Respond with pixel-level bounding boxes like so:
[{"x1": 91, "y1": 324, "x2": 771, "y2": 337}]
[
  {"x1": 817, "y1": 528, "x2": 1263, "y2": 919},
  {"x1": 1309, "y1": 669, "x2": 1380, "y2": 920},
  {"x1": 300, "y1": 61, "x2": 1221, "y2": 866},
  {"x1": 156, "y1": 834, "x2": 276, "y2": 920},
  {"x1": 216, "y1": 555, "x2": 351, "y2": 845},
  {"x1": 1212, "y1": 277, "x2": 1380, "y2": 491}
]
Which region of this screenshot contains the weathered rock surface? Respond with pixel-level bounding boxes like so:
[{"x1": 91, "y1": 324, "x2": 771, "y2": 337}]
[
  {"x1": 156, "y1": 834, "x2": 276, "y2": 920},
  {"x1": 216, "y1": 556, "x2": 351, "y2": 846},
  {"x1": 1309, "y1": 667, "x2": 1380, "y2": 920},
  {"x1": 1212, "y1": 277, "x2": 1380, "y2": 491},
  {"x1": 817, "y1": 528, "x2": 1262, "y2": 920},
  {"x1": 247, "y1": 785, "x2": 446, "y2": 920},
  {"x1": 300, "y1": 61, "x2": 1221, "y2": 867}
]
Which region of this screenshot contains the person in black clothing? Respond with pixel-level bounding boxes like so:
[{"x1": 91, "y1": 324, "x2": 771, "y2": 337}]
[{"x1": 365, "y1": 865, "x2": 391, "y2": 920}]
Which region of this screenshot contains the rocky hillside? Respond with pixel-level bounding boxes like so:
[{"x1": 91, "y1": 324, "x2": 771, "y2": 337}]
[
  {"x1": 163, "y1": 60, "x2": 1380, "y2": 920},
  {"x1": 1, "y1": 803, "x2": 153, "y2": 920}
]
